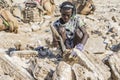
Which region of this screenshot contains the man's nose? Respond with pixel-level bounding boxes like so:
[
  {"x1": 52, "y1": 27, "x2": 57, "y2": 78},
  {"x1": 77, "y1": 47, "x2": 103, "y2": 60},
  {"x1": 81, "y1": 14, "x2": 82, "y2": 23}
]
[{"x1": 64, "y1": 15, "x2": 69, "y2": 19}]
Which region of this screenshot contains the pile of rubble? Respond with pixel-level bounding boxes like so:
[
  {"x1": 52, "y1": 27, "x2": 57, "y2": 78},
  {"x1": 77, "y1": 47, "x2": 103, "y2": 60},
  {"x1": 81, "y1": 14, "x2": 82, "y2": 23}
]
[{"x1": 0, "y1": 0, "x2": 119, "y2": 80}]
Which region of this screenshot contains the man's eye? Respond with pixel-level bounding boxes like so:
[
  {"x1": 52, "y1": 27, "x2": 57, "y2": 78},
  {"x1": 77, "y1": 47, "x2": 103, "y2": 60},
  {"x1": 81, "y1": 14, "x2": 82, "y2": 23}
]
[{"x1": 62, "y1": 14, "x2": 71, "y2": 17}]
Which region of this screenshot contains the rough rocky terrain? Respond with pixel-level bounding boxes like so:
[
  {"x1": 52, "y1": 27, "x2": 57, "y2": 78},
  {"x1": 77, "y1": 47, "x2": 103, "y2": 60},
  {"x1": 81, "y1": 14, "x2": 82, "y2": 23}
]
[{"x1": 0, "y1": 0, "x2": 120, "y2": 80}]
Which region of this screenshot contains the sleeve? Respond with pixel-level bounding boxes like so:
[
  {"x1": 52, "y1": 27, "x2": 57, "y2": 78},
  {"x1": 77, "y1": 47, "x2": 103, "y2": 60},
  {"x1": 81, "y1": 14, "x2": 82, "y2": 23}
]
[{"x1": 76, "y1": 16, "x2": 85, "y2": 27}]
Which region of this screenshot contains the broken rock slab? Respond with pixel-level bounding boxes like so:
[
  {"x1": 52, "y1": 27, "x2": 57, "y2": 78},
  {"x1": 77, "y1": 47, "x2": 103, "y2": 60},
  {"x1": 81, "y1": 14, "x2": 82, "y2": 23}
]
[
  {"x1": 10, "y1": 50, "x2": 38, "y2": 59},
  {"x1": 52, "y1": 61, "x2": 74, "y2": 80},
  {"x1": 0, "y1": 67, "x2": 4, "y2": 76},
  {"x1": 11, "y1": 0, "x2": 26, "y2": 4},
  {"x1": 31, "y1": 23, "x2": 41, "y2": 32},
  {"x1": 84, "y1": 37, "x2": 106, "y2": 54},
  {"x1": 0, "y1": 75, "x2": 14, "y2": 80},
  {"x1": 28, "y1": 58, "x2": 56, "y2": 80},
  {"x1": 106, "y1": 53, "x2": 120, "y2": 80},
  {"x1": 73, "y1": 48, "x2": 111, "y2": 80},
  {"x1": 18, "y1": 25, "x2": 32, "y2": 33},
  {"x1": 72, "y1": 64, "x2": 97, "y2": 80},
  {"x1": 0, "y1": 53, "x2": 34, "y2": 80}
]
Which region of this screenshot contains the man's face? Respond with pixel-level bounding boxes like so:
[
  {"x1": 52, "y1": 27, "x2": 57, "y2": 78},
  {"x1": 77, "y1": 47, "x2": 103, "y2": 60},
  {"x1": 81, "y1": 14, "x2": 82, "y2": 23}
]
[{"x1": 61, "y1": 8, "x2": 72, "y2": 23}]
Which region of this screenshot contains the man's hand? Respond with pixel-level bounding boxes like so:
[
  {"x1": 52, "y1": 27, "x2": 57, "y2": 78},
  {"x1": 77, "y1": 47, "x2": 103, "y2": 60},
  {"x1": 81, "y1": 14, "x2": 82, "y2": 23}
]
[
  {"x1": 69, "y1": 50, "x2": 77, "y2": 58},
  {"x1": 75, "y1": 43, "x2": 84, "y2": 51}
]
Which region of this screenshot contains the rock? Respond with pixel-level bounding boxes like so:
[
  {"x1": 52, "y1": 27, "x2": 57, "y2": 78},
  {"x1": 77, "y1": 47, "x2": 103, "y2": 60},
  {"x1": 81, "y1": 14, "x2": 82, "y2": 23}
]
[
  {"x1": 109, "y1": 22, "x2": 120, "y2": 34},
  {"x1": 108, "y1": 27, "x2": 117, "y2": 33},
  {"x1": 11, "y1": 0, "x2": 26, "y2": 4},
  {"x1": 18, "y1": 23, "x2": 33, "y2": 33},
  {"x1": 72, "y1": 64, "x2": 97, "y2": 80},
  {"x1": 107, "y1": 53, "x2": 120, "y2": 80},
  {"x1": 110, "y1": 43, "x2": 120, "y2": 52},
  {"x1": 4, "y1": 0, "x2": 12, "y2": 7},
  {"x1": 0, "y1": 66, "x2": 4, "y2": 75},
  {"x1": 0, "y1": 75, "x2": 14, "y2": 80},
  {"x1": 40, "y1": 20, "x2": 50, "y2": 28},
  {"x1": 29, "y1": 58, "x2": 56, "y2": 80},
  {"x1": 86, "y1": 15, "x2": 98, "y2": 21},
  {"x1": 18, "y1": 26, "x2": 32, "y2": 33},
  {"x1": 12, "y1": 5, "x2": 24, "y2": 20},
  {"x1": 73, "y1": 48, "x2": 111, "y2": 80},
  {"x1": 0, "y1": 53, "x2": 34, "y2": 80},
  {"x1": 91, "y1": 30, "x2": 103, "y2": 36},
  {"x1": 84, "y1": 37, "x2": 106, "y2": 54},
  {"x1": 52, "y1": 61, "x2": 74, "y2": 80},
  {"x1": 10, "y1": 50, "x2": 38, "y2": 59},
  {"x1": 10, "y1": 56, "x2": 30, "y2": 69},
  {"x1": 54, "y1": 0, "x2": 68, "y2": 6},
  {"x1": 31, "y1": 23, "x2": 40, "y2": 31},
  {"x1": 111, "y1": 16, "x2": 117, "y2": 22},
  {"x1": 14, "y1": 40, "x2": 22, "y2": 50}
]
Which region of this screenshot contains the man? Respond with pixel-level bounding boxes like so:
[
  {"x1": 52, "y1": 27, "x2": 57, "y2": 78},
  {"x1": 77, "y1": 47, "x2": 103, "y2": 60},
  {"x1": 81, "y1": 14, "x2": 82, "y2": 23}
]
[{"x1": 52, "y1": 1, "x2": 89, "y2": 56}]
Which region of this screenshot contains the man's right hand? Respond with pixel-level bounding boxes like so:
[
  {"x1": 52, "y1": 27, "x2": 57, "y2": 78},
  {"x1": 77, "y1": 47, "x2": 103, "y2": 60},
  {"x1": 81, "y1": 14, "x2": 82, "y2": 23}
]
[{"x1": 69, "y1": 50, "x2": 77, "y2": 58}]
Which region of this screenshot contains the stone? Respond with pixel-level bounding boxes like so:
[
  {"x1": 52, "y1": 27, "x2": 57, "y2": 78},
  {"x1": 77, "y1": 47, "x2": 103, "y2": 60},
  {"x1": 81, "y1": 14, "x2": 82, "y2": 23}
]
[
  {"x1": 86, "y1": 15, "x2": 98, "y2": 21},
  {"x1": 72, "y1": 64, "x2": 97, "y2": 80},
  {"x1": 0, "y1": 75, "x2": 14, "y2": 80},
  {"x1": 18, "y1": 26, "x2": 32, "y2": 33},
  {"x1": 73, "y1": 48, "x2": 111, "y2": 80},
  {"x1": 54, "y1": 0, "x2": 68, "y2": 5},
  {"x1": 107, "y1": 53, "x2": 120, "y2": 80},
  {"x1": 10, "y1": 50, "x2": 38, "y2": 59},
  {"x1": 110, "y1": 43, "x2": 120, "y2": 52},
  {"x1": 11, "y1": 0, "x2": 26, "y2": 3},
  {"x1": 28, "y1": 58, "x2": 56, "y2": 80},
  {"x1": 12, "y1": 5, "x2": 24, "y2": 20},
  {"x1": 0, "y1": 53, "x2": 34, "y2": 80},
  {"x1": 31, "y1": 23, "x2": 40, "y2": 31},
  {"x1": 0, "y1": 66, "x2": 4, "y2": 75},
  {"x1": 111, "y1": 16, "x2": 117, "y2": 22},
  {"x1": 84, "y1": 37, "x2": 106, "y2": 54},
  {"x1": 40, "y1": 20, "x2": 50, "y2": 28},
  {"x1": 52, "y1": 61, "x2": 74, "y2": 80}
]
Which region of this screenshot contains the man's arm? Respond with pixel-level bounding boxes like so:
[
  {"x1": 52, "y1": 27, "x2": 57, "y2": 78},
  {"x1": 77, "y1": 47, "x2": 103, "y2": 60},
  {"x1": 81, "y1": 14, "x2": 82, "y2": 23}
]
[{"x1": 78, "y1": 25, "x2": 89, "y2": 45}]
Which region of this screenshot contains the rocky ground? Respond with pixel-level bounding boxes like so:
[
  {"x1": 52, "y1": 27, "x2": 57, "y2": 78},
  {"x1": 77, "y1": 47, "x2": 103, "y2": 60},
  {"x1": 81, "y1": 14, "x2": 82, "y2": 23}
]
[{"x1": 0, "y1": 0, "x2": 120, "y2": 80}]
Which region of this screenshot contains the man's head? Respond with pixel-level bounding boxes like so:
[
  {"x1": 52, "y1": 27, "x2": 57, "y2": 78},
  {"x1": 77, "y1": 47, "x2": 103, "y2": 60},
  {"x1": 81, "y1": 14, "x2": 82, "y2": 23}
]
[{"x1": 60, "y1": 1, "x2": 76, "y2": 23}]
